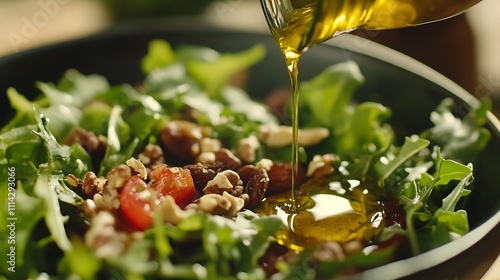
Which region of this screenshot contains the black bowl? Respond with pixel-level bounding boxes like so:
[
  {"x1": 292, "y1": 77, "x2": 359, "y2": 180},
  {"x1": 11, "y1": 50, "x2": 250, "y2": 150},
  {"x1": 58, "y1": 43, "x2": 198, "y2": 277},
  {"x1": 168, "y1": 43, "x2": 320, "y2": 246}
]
[{"x1": 1, "y1": 18, "x2": 498, "y2": 279}]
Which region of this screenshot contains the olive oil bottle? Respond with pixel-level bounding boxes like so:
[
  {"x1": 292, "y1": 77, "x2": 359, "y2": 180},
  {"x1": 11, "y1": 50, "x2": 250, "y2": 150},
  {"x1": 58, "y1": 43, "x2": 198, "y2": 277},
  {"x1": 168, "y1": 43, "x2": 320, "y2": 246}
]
[{"x1": 263, "y1": 0, "x2": 482, "y2": 55}]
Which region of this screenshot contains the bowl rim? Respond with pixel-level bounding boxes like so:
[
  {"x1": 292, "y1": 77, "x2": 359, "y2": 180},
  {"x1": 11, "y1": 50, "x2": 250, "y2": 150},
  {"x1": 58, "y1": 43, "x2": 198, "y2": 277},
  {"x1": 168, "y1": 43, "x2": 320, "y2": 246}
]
[{"x1": 1, "y1": 17, "x2": 499, "y2": 279}]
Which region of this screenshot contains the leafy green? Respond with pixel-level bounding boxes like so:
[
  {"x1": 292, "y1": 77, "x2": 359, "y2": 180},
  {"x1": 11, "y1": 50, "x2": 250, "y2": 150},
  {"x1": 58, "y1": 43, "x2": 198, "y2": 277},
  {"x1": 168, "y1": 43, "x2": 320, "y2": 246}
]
[
  {"x1": 397, "y1": 149, "x2": 474, "y2": 255},
  {"x1": 186, "y1": 44, "x2": 266, "y2": 98},
  {"x1": 141, "y1": 39, "x2": 176, "y2": 73},
  {"x1": 1, "y1": 88, "x2": 39, "y2": 133},
  {"x1": 423, "y1": 98, "x2": 491, "y2": 163},
  {"x1": 58, "y1": 237, "x2": 101, "y2": 280},
  {"x1": 142, "y1": 39, "x2": 266, "y2": 99},
  {"x1": 33, "y1": 173, "x2": 72, "y2": 252},
  {"x1": 375, "y1": 136, "x2": 430, "y2": 183},
  {"x1": 92, "y1": 212, "x2": 282, "y2": 279},
  {"x1": 298, "y1": 61, "x2": 394, "y2": 170},
  {"x1": 298, "y1": 61, "x2": 365, "y2": 129},
  {"x1": 202, "y1": 211, "x2": 282, "y2": 279}
]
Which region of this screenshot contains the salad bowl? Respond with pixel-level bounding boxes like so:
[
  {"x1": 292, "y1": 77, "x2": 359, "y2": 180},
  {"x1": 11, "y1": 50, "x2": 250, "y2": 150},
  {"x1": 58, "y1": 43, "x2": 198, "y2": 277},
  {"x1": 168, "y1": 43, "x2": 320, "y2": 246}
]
[{"x1": 0, "y1": 18, "x2": 499, "y2": 279}]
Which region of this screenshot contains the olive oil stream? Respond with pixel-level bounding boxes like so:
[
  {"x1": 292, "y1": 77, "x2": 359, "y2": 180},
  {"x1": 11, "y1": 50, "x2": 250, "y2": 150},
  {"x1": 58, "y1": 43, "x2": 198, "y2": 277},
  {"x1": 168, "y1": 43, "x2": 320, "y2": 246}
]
[{"x1": 258, "y1": 0, "x2": 481, "y2": 249}]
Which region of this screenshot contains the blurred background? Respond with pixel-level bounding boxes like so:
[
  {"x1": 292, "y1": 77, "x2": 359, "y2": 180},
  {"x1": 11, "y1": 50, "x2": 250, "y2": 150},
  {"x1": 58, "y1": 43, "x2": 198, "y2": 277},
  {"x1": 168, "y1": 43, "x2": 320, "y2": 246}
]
[{"x1": 0, "y1": 0, "x2": 498, "y2": 115}]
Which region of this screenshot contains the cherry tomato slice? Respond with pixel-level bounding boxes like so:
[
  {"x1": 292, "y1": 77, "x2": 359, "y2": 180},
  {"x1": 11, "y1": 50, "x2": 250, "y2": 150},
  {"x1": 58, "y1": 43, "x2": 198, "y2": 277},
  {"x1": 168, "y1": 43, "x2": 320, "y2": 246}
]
[
  {"x1": 151, "y1": 166, "x2": 198, "y2": 208},
  {"x1": 119, "y1": 175, "x2": 154, "y2": 231}
]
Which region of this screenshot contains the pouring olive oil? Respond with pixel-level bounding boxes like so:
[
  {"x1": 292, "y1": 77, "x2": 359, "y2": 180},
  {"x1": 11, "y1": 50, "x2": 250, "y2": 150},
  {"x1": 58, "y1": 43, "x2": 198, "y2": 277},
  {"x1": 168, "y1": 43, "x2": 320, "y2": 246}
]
[{"x1": 257, "y1": 0, "x2": 481, "y2": 250}]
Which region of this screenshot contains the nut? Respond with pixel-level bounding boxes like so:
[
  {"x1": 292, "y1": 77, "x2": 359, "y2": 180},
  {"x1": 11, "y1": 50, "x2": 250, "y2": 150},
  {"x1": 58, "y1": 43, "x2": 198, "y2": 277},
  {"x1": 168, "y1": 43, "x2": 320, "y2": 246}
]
[
  {"x1": 196, "y1": 152, "x2": 216, "y2": 165},
  {"x1": 184, "y1": 163, "x2": 220, "y2": 191},
  {"x1": 200, "y1": 138, "x2": 222, "y2": 153},
  {"x1": 137, "y1": 144, "x2": 164, "y2": 173},
  {"x1": 266, "y1": 163, "x2": 306, "y2": 195},
  {"x1": 126, "y1": 157, "x2": 147, "y2": 179},
  {"x1": 238, "y1": 134, "x2": 260, "y2": 163},
  {"x1": 203, "y1": 170, "x2": 244, "y2": 197},
  {"x1": 84, "y1": 211, "x2": 129, "y2": 259},
  {"x1": 157, "y1": 195, "x2": 196, "y2": 225},
  {"x1": 186, "y1": 192, "x2": 244, "y2": 217},
  {"x1": 160, "y1": 120, "x2": 204, "y2": 163},
  {"x1": 92, "y1": 164, "x2": 133, "y2": 211},
  {"x1": 258, "y1": 124, "x2": 329, "y2": 147},
  {"x1": 64, "y1": 128, "x2": 107, "y2": 168},
  {"x1": 213, "y1": 148, "x2": 241, "y2": 171},
  {"x1": 106, "y1": 164, "x2": 132, "y2": 189},
  {"x1": 67, "y1": 172, "x2": 105, "y2": 198},
  {"x1": 306, "y1": 154, "x2": 336, "y2": 177},
  {"x1": 80, "y1": 199, "x2": 98, "y2": 219},
  {"x1": 237, "y1": 165, "x2": 269, "y2": 209},
  {"x1": 255, "y1": 158, "x2": 273, "y2": 171}
]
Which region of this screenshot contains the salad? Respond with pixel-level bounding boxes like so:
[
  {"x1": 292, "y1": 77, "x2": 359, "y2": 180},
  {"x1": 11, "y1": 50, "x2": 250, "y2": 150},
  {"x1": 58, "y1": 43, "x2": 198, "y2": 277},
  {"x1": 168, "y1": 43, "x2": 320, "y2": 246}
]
[{"x1": 0, "y1": 39, "x2": 491, "y2": 280}]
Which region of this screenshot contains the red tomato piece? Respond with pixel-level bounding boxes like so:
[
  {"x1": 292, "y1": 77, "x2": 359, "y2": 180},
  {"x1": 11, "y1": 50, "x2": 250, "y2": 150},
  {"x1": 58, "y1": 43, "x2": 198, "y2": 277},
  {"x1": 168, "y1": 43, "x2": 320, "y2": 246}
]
[
  {"x1": 151, "y1": 166, "x2": 198, "y2": 208},
  {"x1": 119, "y1": 175, "x2": 154, "y2": 231}
]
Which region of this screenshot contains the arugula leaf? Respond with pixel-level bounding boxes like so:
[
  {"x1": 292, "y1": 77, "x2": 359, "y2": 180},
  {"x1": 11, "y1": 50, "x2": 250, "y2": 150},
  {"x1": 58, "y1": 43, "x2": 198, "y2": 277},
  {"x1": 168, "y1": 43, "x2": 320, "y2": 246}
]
[
  {"x1": 434, "y1": 159, "x2": 472, "y2": 186},
  {"x1": 400, "y1": 149, "x2": 474, "y2": 255},
  {"x1": 33, "y1": 173, "x2": 72, "y2": 252},
  {"x1": 99, "y1": 105, "x2": 139, "y2": 175},
  {"x1": 58, "y1": 237, "x2": 101, "y2": 280},
  {"x1": 35, "y1": 70, "x2": 109, "y2": 140},
  {"x1": 203, "y1": 211, "x2": 281, "y2": 278},
  {"x1": 0, "y1": 125, "x2": 40, "y2": 183},
  {"x1": 375, "y1": 136, "x2": 430, "y2": 183},
  {"x1": 141, "y1": 39, "x2": 176, "y2": 74},
  {"x1": 425, "y1": 98, "x2": 491, "y2": 163},
  {"x1": 34, "y1": 111, "x2": 90, "y2": 180},
  {"x1": 186, "y1": 44, "x2": 266, "y2": 98},
  {"x1": 298, "y1": 61, "x2": 364, "y2": 127},
  {"x1": 221, "y1": 86, "x2": 278, "y2": 125},
  {"x1": 1, "y1": 88, "x2": 39, "y2": 134},
  {"x1": 298, "y1": 61, "x2": 394, "y2": 173}
]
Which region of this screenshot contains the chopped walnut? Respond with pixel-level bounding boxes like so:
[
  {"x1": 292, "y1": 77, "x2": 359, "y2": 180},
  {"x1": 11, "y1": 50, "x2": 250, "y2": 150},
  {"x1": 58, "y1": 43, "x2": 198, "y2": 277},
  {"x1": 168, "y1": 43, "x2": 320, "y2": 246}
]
[
  {"x1": 90, "y1": 165, "x2": 132, "y2": 211},
  {"x1": 255, "y1": 158, "x2": 273, "y2": 171},
  {"x1": 186, "y1": 192, "x2": 244, "y2": 217},
  {"x1": 93, "y1": 188, "x2": 120, "y2": 211},
  {"x1": 221, "y1": 191, "x2": 245, "y2": 216},
  {"x1": 203, "y1": 170, "x2": 244, "y2": 197},
  {"x1": 238, "y1": 134, "x2": 260, "y2": 163},
  {"x1": 200, "y1": 138, "x2": 222, "y2": 153},
  {"x1": 196, "y1": 152, "x2": 216, "y2": 165},
  {"x1": 137, "y1": 144, "x2": 164, "y2": 173},
  {"x1": 157, "y1": 195, "x2": 196, "y2": 225},
  {"x1": 84, "y1": 211, "x2": 130, "y2": 259},
  {"x1": 106, "y1": 164, "x2": 132, "y2": 189},
  {"x1": 306, "y1": 154, "x2": 337, "y2": 177},
  {"x1": 66, "y1": 172, "x2": 105, "y2": 198},
  {"x1": 126, "y1": 157, "x2": 147, "y2": 179}
]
